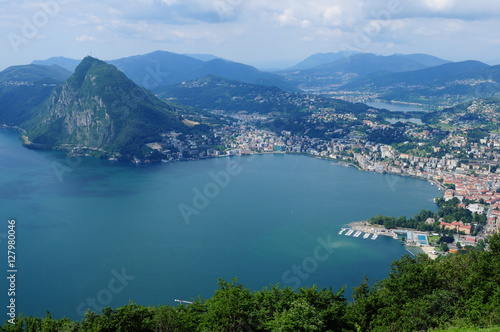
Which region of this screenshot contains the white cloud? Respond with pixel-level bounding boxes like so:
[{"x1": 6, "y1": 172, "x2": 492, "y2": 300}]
[
  {"x1": 322, "y1": 5, "x2": 343, "y2": 27},
  {"x1": 277, "y1": 8, "x2": 300, "y2": 27},
  {"x1": 161, "y1": 0, "x2": 179, "y2": 5},
  {"x1": 76, "y1": 34, "x2": 96, "y2": 42},
  {"x1": 423, "y1": 0, "x2": 454, "y2": 12},
  {"x1": 1, "y1": 0, "x2": 500, "y2": 70}
]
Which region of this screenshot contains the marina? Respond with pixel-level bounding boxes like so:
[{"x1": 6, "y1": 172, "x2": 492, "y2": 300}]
[
  {"x1": 339, "y1": 224, "x2": 379, "y2": 241},
  {"x1": 339, "y1": 226, "x2": 379, "y2": 240},
  {"x1": 338, "y1": 221, "x2": 440, "y2": 259}
]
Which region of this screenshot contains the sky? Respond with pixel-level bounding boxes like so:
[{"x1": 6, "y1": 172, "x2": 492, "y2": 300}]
[{"x1": 1, "y1": 0, "x2": 500, "y2": 71}]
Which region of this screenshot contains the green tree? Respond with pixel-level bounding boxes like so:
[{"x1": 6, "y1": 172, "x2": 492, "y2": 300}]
[
  {"x1": 383, "y1": 218, "x2": 396, "y2": 229},
  {"x1": 267, "y1": 300, "x2": 324, "y2": 332},
  {"x1": 201, "y1": 279, "x2": 254, "y2": 332},
  {"x1": 440, "y1": 241, "x2": 450, "y2": 252}
]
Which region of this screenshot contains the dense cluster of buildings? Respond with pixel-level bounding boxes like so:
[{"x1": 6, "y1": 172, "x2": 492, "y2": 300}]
[{"x1": 206, "y1": 110, "x2": 500, "y2": 237}]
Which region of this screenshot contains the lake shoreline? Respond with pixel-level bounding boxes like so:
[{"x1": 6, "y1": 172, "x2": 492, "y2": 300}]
[{"x1": 345, "y1": 220, "x2": 439, "y2": 259}]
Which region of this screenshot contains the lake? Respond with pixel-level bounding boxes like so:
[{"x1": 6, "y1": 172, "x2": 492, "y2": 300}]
[
  {"x1": 367, "y1": 101, "x2": 429, "y2": 113},
  {"x1": 0, "y1": 128, "x2": 440, "y2": 320}
]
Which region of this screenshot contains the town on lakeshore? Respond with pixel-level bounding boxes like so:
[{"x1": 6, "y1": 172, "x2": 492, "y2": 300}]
[{"x1": 135, "y1": 98, "x2": 500, "y2": 258}]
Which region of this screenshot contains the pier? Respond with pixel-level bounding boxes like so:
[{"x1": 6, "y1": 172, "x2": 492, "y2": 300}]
[{"x1": 338, "y1": 225, "x2": 379, "y2": 240}]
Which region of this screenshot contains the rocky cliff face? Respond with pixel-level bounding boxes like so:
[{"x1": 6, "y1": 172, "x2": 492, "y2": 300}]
[
  {"x1": 24, "y1": 56, "x2": 184, "y2": 159},
  {"x1": 36, "y1": 83, "x2": 113, "y2": 149}
]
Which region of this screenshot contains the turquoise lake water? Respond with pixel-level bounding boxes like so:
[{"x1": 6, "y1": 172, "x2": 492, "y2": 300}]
[{"x1": 0, "y1": 128, "x2": 440, "y2": 319}]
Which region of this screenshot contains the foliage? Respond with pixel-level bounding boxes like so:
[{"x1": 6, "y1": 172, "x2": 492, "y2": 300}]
[
  {"x1": 369, "y1": 198, "x2": 487, "y2": 234},
  {"x1": 366, "y1": 127, "x2": 407, "y2": 145}
]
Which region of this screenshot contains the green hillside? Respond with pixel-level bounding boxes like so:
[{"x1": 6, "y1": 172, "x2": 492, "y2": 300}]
[
  {"x1": 23, "y1": 56, "x2": 195, "y2": 160},
  {"x1": 0, "y1": 64, "x2": 71, "y2": 84},
  {"x1": 0, "y1": 64, "x2": 70, "y2": 126}
]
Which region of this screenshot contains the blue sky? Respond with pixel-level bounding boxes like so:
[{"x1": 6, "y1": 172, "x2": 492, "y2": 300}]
[{"x1": 1, "y1": 0, "x2": 500, "y2": 70}]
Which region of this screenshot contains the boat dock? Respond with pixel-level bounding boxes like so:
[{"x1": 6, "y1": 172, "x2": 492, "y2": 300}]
[{"x1": 338, "y1": 226, "x2": 380, "y2": 240}]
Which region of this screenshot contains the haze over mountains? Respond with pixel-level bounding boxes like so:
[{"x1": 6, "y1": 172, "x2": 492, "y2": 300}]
[
  {"x1": 29, "y1": 50, "x2": 500, "y2": 102},
  {"x1": 1, "y1": 49, "x2": 499, "y2": 161},
  {"x1": 32, "y1": 51, "x2": 294, "y2": 91}
]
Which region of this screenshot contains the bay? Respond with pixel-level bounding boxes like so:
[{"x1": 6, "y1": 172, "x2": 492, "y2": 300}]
[{"x1": 0, "y1": 128, "x2": 440, "y2": 320}]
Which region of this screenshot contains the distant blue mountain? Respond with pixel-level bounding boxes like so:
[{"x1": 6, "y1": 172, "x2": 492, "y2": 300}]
[
  {"x1": 31, "y1": 51, "x2": 296, "y2": 91},
  {"x1": 287, "y1": 52, "x2": 448, "y2": 72},
  {"x1": 306, "y1": 53, "x2": 447, "y2": 75},
  {"x1": 287, "y1": 51, "x2": 360, "y2": 70},
  {"x1": 183, "y1": 53, "x2": 222, "y2": 61},
  {"x1": 108, "y1": 50, "x2": 296, "y2": 91},
  {"x1": 354, "y1": 60, "x2": 492, "y2": 87},
  {"x1": 280, "y1": 53, "x2": 451, "y2": 90},
  {"x1": 349, "y1": 60, "x2": 500, "y2": 104},
  {"x1": 32, "y1": 57, "x2": 81, "y2": 72}
]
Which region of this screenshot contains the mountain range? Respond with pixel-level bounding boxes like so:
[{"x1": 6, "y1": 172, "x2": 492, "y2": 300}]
[
  {"x1": 348, "y1": 60, "x2": 500, "y2": 104},
  {"x1": 278, "y1": 53, "x2": 452, "y2": 90},
  {"x1": 285, "y1": 52, "x2": 450, "y2": 72},
  {"x1": 32, "y1": 51, "x2": 295, "y2": 91},
  {"x1": 29, "y1": 51, "x2": 499, "y2": 104},
  {"x1": 345, "y1": 60, "x2": 495, "y2": 87},
  {"x1": 1, "y1": 50, "x2": 499, "y2": 161}
]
